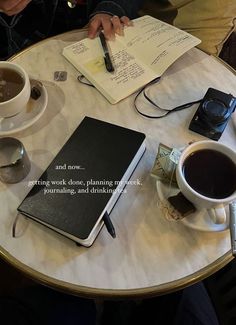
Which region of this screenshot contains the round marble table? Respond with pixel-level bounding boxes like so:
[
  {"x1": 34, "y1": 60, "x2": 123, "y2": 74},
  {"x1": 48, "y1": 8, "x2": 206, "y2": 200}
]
[{"x1": 1, "y1": 28, "x2": 236, "y2": 298}]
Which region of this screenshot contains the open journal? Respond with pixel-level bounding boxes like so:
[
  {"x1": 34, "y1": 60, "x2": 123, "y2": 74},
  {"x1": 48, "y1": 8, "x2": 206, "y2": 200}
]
[{"x1": 62, "y1": 15, "x2": 201, "y2": 104}]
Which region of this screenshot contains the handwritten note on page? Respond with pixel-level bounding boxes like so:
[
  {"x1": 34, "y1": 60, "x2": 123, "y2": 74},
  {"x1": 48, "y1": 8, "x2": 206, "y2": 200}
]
[{"x1": 62, "y1": 15, "x2": 201, "y2": 104}]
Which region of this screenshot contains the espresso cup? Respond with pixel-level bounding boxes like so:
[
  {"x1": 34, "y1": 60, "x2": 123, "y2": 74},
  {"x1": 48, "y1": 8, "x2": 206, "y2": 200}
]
[
  {"x1": 0, "y1": 137, "x2": 31, "y2": 183},
  {"x1": 0, "y1": 61, "x2": 31, "y2": 118},
  {"x1": 176, "y1": 140, "x2": 236, "y2": 224}
]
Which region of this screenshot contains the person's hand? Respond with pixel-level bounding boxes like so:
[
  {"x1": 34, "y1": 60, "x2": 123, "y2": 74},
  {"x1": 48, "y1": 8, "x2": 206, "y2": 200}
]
[
  {"x1": 88, "y1": 13, "x2": 132, "y2": 40},
  {"x1": 0, "y1": 0, "x2": 31, "y2": 16}
]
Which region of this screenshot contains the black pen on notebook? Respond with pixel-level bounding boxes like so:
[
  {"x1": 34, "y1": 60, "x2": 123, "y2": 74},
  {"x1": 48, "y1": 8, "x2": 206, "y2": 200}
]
[
  {"x1": 103, "y1": 211, "x2": 116, "y2": 238},
  {"x1": 99, "y1": 31, "x2": 115, "y2": 73}
]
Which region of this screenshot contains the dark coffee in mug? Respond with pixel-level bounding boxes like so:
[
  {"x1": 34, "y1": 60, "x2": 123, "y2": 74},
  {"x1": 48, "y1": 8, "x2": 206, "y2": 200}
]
[
  {"x1": 182, "y1": 149, "x2": 236, "y2": 199},
  {"x1": 0, "y1": 68, "x2": 24, "y2": 103}
]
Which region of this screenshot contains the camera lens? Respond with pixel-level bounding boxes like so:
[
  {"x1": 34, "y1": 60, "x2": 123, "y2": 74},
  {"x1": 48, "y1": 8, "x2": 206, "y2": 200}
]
[{"x1": 202, "y1": 99, "x2": 230, "y2": 123}]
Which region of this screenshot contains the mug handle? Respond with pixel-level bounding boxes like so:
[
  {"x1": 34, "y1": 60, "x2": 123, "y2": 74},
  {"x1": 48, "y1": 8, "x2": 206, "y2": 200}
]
[{"x1": 207, "y1": 204, "x2": 227, "y2": 224}]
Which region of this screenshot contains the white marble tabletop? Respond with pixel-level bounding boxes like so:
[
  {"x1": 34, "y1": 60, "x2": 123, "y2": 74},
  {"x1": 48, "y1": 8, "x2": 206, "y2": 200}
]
[{"x1": 1, "y1": 29, "x2": 236, "y2": 298}]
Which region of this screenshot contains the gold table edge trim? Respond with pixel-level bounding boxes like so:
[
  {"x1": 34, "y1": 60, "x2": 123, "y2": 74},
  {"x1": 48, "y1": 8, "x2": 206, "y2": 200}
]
[{"x1": 0, "y1": 246, "x2": 233, "y2": 298}]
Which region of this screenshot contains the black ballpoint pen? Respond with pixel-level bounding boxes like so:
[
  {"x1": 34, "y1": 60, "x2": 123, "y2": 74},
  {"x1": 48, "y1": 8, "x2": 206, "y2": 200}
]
[
  {"x1": 103, "y1": 211, "x2": 116, "y2": 238},
  {"x1": 99, "y1": 32, "x2": 115, "y2": 73}
]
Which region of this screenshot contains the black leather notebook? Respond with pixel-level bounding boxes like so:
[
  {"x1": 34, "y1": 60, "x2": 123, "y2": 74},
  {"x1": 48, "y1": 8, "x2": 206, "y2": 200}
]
[{"x1": 18, "y1": 117, "x2": 146, "y2": 246}]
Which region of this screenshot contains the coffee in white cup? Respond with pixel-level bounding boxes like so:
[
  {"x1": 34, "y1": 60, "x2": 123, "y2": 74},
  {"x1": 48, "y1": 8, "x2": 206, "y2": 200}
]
[
  {"x1": 176, "y1": 140, "x2": 236, "y2": 225},
  {"x1": 0, "y1": 61, "x2": 31, "y2": 118}
]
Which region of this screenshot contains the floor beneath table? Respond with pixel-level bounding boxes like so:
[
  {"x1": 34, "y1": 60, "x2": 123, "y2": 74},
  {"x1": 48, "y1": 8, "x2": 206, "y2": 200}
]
[
  {"x1": 0, "y1": 257, "x2": 236, "y2": 325},
  {"x1": 0, "y1": 258, "x2": 35, "y2": 296}
]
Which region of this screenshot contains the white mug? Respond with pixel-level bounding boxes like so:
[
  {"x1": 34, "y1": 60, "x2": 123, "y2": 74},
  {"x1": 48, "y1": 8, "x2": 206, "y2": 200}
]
[
  {"x1": 176, "y1": 140, "x2": 236, "y2": 225},
  {"x1": 0, "y1": 61, "x2": 31, "y2": 118}
]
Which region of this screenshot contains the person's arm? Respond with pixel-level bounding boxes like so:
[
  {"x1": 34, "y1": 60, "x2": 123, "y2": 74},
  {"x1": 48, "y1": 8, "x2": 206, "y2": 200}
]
[
  {"x1": 91, "y1": 0, "x2": 143, "y2": 20},
  {"x1": 88, "y1": 0, "x2": 143, "y2": 39},
  {"x1": 0, "y1": 0, "x2": 31, "y2": 15}
]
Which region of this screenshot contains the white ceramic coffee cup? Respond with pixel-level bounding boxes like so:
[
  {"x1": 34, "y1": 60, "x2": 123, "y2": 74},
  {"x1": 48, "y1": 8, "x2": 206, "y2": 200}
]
[
  {"x1": 0, "y1": 61, "x2": 31, "y2": 118},
  {"x1": 176, "y1": 140, "x2": 236, "y2": 225}
]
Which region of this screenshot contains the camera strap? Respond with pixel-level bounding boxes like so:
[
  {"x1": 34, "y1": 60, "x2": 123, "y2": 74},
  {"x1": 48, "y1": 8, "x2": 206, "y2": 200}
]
[
  {"x1": 134, "y1": 77, "x2": 202, "y2": 119},
  {"x1": 78, "y1": 74, "x2": 202, "y2": 116}
]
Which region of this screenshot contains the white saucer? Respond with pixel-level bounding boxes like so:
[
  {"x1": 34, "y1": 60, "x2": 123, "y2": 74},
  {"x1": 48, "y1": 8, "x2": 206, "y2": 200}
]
[
  {"x1": 156, "y1": 180, "x2": 229, "y2": 232},
  {"x1": 0, "y1": 82, "x2": 48, "y2": 135}
]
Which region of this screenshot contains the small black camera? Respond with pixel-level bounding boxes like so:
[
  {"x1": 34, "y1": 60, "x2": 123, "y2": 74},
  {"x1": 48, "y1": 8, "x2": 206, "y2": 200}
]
[{"x1": 189, "y1": 87, "x2": 236, "y2": 140}]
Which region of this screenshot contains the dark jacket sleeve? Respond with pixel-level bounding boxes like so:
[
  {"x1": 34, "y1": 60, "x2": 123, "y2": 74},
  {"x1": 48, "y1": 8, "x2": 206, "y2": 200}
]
[{"x1": 89, "y1": 0, "x2": 144, "y2": 20}]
